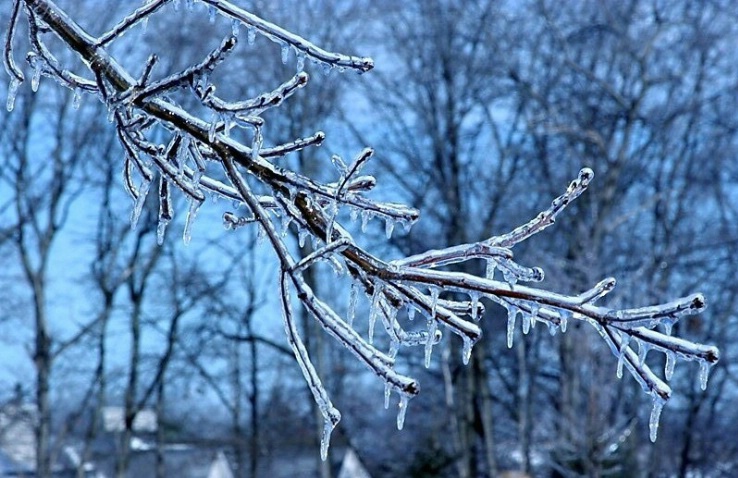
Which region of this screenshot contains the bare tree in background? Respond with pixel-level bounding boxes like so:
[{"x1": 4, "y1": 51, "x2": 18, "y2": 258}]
[{"x1": 3, "y1": 1, "x2": 722, "y2": 476}]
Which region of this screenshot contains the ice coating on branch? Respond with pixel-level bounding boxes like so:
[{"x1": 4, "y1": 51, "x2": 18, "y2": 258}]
[
  {"x1": 6, "y1": 78, "x2": 20, "y2": 112},
  {"x1": 649, "y1": 393, "x2": 665, "y2": 442}
]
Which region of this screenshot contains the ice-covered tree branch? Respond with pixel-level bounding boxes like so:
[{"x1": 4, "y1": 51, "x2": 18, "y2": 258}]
[{"x1": 4, "y1": 0, "x2": 720, "y2": 457}]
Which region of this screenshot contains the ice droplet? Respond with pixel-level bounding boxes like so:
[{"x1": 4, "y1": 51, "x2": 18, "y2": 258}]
[
  {"x1": 396, "y1": 395, "x2": 409, "y2": 430},
  {"x1": 247, "y1": 27, "x2": 256, "y2": 45},
  {"x1": 231, "y1": 19, "x2": 240, "y2": 36},
  {"x1": 298, "y1": 229, "x2": 308, "y2": 248},
  {"x1": 506, "y1": 306, "x2": 517, "y2": 348},
  {"x1": 649, "y1": 394, "x2": 665, "y2": 442},
  {"x1": 699, "y1": 360, "x2": 713, "y2": 391},
  {"x1": 348, "y1": 283, "x2": 358, "y2": 327},
  {"x1": 664, "y1": 351, "x2": 676, "y2": 380},
  {"x1": 384, "y1": 382, "x2": 391, "y2": 409},
  {"x1": 281, "y1": 44, "x2": 290, "y2": 65},
  {"x1": 182, "y1": 199, "x2": 202, "y2": 245},
  {"x1": 6, "y1": 78, "x2": 20, "y2": 112}
]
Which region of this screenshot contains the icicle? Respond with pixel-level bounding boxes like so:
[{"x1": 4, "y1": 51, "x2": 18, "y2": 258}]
[
  {"x1": 617, "y1": 335, "x2": 630, "y2": 379},
  {"x1": 130, "y1": 180, "x2": 151, "y2": 230},
  {"x1": 182, "y1": 199, "x2": 202, "y2": 245},
  {"x1": 396, "y1": 394, "x2": 409, "y2": 430},
  {"x1": 320, "y1": 419, "x2": 336, "y2": 461},
  {"x1": 322, "y1": 62, "x2": 333, "y2": 76},
  {"x1": 280, "y1": 214, "x2": 292, "y2": 237},
  {"x1": 559, "y1": 310, "x2": 571, "y2": 333},
  {"x1": 698, "y1": 360, "x2": 712, "y2": 391},
  {"x1": 281, "y1": 44, "x2": 290, "y2": 65},
  {"x1": 384, "y1": 382, "x2": 391, "y2": 409},
  {"x1": 663, "y1": 319, "x2": 674, "y2": 336},
  {"x1": 31, "y1": 64, "x2": 41, "y2": 92},
  {"x1": 407, "y1": 306, "x2": 415, "y2": 321},
  {"x1": 388, "y1": 340, "x2": 399, "y2": 359},
  {"x1": 141, "y1": 16, "x2": 149, "y2": 34},
  {"x1": 385, "y1": 218, "x2": 395, "y2": 239},
  {"x1": 529, "y1": 302, "x2": 540, "y2": 328},
  {"x1": 506, "y1": 305, "x2": 517, "y2": 348},
  {"x1": 231, "y1": 19, "x2": 240, "y2": 36},
  {"x1": 6, "y1": 78, "x2": 20, "y2": 112},
  {"x1": 296, "y1": 52, "x2": 305, "y2": 72},
  {"x1": 424, "y1": 319, "x2": 437, "y2": 368},
  {"x1": 368, "y1": 286, "x2": 382, "y2": 344},
  {"x1": 156, "y1": 219, "x2": 169, "y2": 245},
  {"x1": 546, "y1": 320, "x2": 557, "y2": 336},
  {"x1": 72, "y1": 88, "x2": 81, "y2": 110},
  {"x1": 349, "y1": 207, "x2": 359, "y2": 222},
  {"x1": 470, "y1": 292, "x2": 480, "y2": 321},
  {"x1": 638, "y1": 341, "x2": 650, "y2": 366},
  {"x1": 521, "y1": 311, "x2": 531, "y2": 335},
  {"x1": 247, "y1": 27, "x2": 256, "y2": 45},
  {"x1": 251, "y1": 125, "x2": 263, "y2": 160},
  {"x1": 485, "y1": 260, "x2": 496, "y2": 279},
  {"x1": 298, "y1": 229, "x2": 308, "y2": 248},
  {"x1": 361, "y1": 211, "x2": 371, "y2": 232},
  {"x1": 256, "y1": 224, "x2": 266, "y2": 245},
  {"x1": 208, "y1": 112, "x2": 218, "y2": 142},
  {"x1": 664, "y1": 351, "x2": 676, "y2": 380},
  {"x1": 649, "y1": 394, "x2": 666, "y2": 442},
  {"x1": 462, "y1": 336, "x2": 473, "y2": 365},
  {"x1": 208, "y1": 5, "x2": 217, "y2": 23}
]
